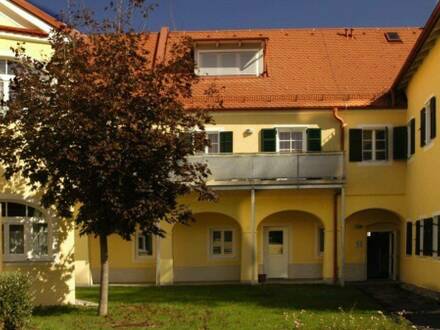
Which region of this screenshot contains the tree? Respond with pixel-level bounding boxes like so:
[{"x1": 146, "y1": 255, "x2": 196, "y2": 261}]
[{"x1": 0, "y1": 0, "x2": 217, "y2": 316}]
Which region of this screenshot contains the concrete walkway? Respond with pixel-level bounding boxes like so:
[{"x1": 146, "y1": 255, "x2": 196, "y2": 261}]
[{"x1": 354, "y1": 282, "x2": 440, "y2": 330}]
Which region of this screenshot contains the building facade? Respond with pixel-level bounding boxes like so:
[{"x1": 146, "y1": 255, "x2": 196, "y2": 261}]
[
  {"x1": 75, "y1": 6, "x2": 440, "y2": 295},
  {"x1": 0, "y1": 0, "x2": 75, "y2": 305},
  {"x1": 1, "y1": 0, "x2": 440, "y2": 306}
]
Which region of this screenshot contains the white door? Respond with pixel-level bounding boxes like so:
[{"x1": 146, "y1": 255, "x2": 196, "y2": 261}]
[{"x1": 264, "y1": 227, "x2": 288, "y2": 278}]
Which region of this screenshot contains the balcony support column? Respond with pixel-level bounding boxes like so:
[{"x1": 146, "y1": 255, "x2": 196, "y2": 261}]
[
  {"x1": 240, "y1": 189, "x2": 258, "y2": 284},
  {"x1": 338, "y1": 187, "x2": 346, "y2": 286},
  {"x1": 156, "y1": 223, "x2": 174, "y2": 285}
]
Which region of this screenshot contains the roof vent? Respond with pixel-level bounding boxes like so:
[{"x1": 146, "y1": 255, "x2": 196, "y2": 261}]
[{"x1": 385, "y1": 32, "x2": 402, "y2": 42}]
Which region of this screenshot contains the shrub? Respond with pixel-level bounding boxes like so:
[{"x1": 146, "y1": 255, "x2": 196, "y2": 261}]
[{"x1": 0, "y1": 271, "x2": 33, "y2": 330}]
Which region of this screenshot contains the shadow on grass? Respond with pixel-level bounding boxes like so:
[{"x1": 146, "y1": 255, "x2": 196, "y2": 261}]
[
  {"x1": 77, "y1": 284, "x2": 380, "y2": 312},
  {"x1": 33, "y1": 305, "x2": 90, "y2": 317}
]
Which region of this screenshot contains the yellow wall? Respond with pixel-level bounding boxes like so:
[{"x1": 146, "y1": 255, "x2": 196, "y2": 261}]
[
  {"x1": 402, "y1": 37, "x2": 440, "y2": 292},
  {"x1": 0, "y1": 27, "x2": 75, "y2": 304}
]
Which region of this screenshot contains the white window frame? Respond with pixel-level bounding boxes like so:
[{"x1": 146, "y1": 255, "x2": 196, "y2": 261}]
[
  {"x1": 0, "y1": 58, "x2": 15, "y2": 103},
  {"x1": 422, "y1": 96, "x2": 435, "y2": 148},
  {"x1": 360, "y1": 127, "x2": 388, "y2": 162},
  {"x1": 1, "y1": 202, "x2": 53, "y2": 262},
  {"x1": 275, "y1": 127, "x2": 307, "y2": 153},
  {"x1": 134, "y1": 231, "x2": 154, "y2": 260},
  {"x1": 205, "y1": 131, "x2": 220, "y2": 154},
  {"x1": 433, "y1": 216, "x2": 439, "y2": 258},
  {"x1": 208, "y1": 228, "x2": 235, "y2": 258},
  {"x1": 195, "y1": 48, "x2": 263, "y2": 77}
]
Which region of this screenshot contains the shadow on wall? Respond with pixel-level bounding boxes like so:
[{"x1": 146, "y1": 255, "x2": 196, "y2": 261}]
[{"x1": 1, "y1": 170, "x2": 75, "y2": 305}]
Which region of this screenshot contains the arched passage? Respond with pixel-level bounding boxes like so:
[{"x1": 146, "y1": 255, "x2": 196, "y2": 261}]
[
  {"x1": 345, "y1": 208, "x2": 403, "y2": 281},
  {"x1": 257, "y1": 210, "x2": 325, "y2": 280},
  {"x1": 172, "y1": 212, "x2": 242, "y2": 283}
]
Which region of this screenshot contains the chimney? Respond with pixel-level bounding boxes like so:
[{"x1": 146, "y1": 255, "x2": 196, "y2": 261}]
[{"x1": 155, "y1": 26, "x2": 169, "y2": 66}]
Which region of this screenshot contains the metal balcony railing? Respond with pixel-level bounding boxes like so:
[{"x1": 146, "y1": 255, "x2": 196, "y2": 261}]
[{"x1": 189, "y1": 152, "x2": 344, "y2": 185}]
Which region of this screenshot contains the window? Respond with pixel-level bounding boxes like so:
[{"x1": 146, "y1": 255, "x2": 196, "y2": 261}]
[
  {"x1": 406, "y1": 222, "x2": 413, "y2": 256},
  {"x1": 261, "y1": 127, "x2": 322, "y2": 153},
  {"x1": 362, "y1": 128, "x2": 388, "y2": 161},
  {"x1": 384, "y1": 32, "x2": 401, "y2": 42},
  {"x1": 423, "y1": 218, "x2": 433, "y2": 256},
  {"x1": 1, "y1": 201, "x2": 51, "y2": 261},
  {"x1": 436, "y1": 217, "x2": 440, "y2": 257},
  {"x1": 278, "y1": 128, "x2": 306, "y2": 152},
  {"x1": 136, "y1": 232, "x2": 153, "y2": 257},
  {"x1": 205, "y1": 131, "x2": 233, "y2": 154},
  {"x1": 415, "y1": 220, "x2": 421, "y2": 256},
  {"x1": 407, "y1": 119, "x2": 416, "y2": 158},
  {"x1": 0, "y1": 59, "x2": 18, "y2": 104},
  {"x1": 210, "y1": 229, "x2": 234, "y2": 257},
  {"x1": 195, "y1": 46, "x2": 263, "y2": 76},
  {"x1": 318, "y1": 227, "x2": 325, "y2": 256},
  {"x1": 421, "y1": 97, "x2": 436, "y2": 147}
]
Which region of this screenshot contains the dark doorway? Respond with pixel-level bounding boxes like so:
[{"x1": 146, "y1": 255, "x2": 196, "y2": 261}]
[{"x1": 367, "y1": 232, "x2": 393, "y2": 279}]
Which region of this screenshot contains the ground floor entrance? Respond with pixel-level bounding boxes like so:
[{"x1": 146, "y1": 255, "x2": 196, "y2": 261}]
[
  {"x1": 263, "y1": 227, "x2": 288, "y2": 279},
  {"x1": 367, "y1": 231, "x2": 394, "y2": 279}
]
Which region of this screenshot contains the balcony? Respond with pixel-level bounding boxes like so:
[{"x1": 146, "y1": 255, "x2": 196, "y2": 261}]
[{"x1": 189, "y1": 152, "x2": 345, "y2": 188}]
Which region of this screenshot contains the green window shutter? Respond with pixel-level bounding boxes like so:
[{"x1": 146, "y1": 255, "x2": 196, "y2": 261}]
[
  {"x1": 393, "y1": 126, "x2": 407, "y2": 160},
  {"x1": 349, "y1": 129, "x2": 362, "y2": 162},
  {"x1": 260, "y1": 129, "x2": 277, "y2": 152},
  {"x1": 219, "y1": 131, "x2": 233, "y2": 153},
  {"x1": 415, "y1": 220, "x2": 421, "y2": 255},
  {"x1": 306, "y1": 128, "x2": 322, "y2": 152},
  {"x1": 430, "y1": 97, "x2": 436, "y2": 139},
  {"x1": 421, "y1": 108, "x2": 426, "y2": 147},
  {"x1": 410, "y1": 118, "x2": 416, "y2": 155}
]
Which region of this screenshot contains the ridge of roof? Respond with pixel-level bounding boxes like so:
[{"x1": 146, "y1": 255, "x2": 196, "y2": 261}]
[
  {"x1": 9, "y1": 0, "x2": 63, "y2": 29},
  {"x1": 168, "y1": 26, "x2": 421, "y2": 35},
  {"x1": 392, "y1": 2, "x2": 440, "y2": 90}
]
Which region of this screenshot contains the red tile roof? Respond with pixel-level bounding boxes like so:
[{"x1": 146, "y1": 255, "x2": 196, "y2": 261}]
[
  {"x1": 160, "y1": 27, "x2": 421, "y2": 110},
  {"x1": 9, "y1": 0, "x2": 62, "y2": 29}
]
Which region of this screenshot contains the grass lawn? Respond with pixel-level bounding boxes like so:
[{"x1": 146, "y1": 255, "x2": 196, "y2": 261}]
[{"x1": 32, "y1": 285, "x2": 412, "y2": 330}]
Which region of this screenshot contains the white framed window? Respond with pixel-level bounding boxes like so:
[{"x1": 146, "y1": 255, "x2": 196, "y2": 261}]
[
  {"x1": 195, "y1": 48, "x2": 263, "y2": 76},
  {"x1": 206, "y1": 131, "x2": 220, "y2": 154},
  {"x1": 362, "y1": 128, "x2": 388, "y2": 161},
  {"x1": 1, "y1": 201, "x2": 52, "y2": 262},
  {"x1": 0, "y1": 59, "x2": 17, "y2": 103},
  {"x1": 421, "y1": 97, "x2": 436, "y2": 147},
  {"x1": 276, "y1": 128, "x2": 307, "y2": 153},
  {"x1": 135, "y1": 231, "x2": 153, "y2": 258},
  {"x1": 209, "y1": 228, "x2": 234, "y2": 257}
]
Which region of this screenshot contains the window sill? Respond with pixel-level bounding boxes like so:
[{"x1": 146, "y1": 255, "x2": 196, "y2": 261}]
[
  {"x1": 422, "y1": 141, "x2": 435, "y2": 152},
  {"x1": 3, "y1": 257, "x2": 54, "y2": 264},
  {"x1": 356, "y1": 160, "x2": 393, "y2": 167},
  {"x1": 196, "y1": 74, "x2": 265, "y2": 80}
]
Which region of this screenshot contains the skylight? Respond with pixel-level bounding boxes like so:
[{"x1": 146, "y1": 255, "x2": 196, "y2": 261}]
[{"x1": 385, "y1": 32, "x2": 402, "y2": 42}]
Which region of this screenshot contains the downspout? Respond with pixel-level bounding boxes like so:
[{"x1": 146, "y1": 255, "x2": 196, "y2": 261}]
[
  {"x1": 333, "y1": 191, "x2": 340, "y2": 284},
  {"x1": 332, "y1": 107, "x2": 347, "y2": 285}
]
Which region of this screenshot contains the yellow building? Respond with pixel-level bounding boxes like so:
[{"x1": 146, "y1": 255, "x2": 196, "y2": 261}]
[
  {"x1": 0, "y1": 0, "x2": 75, "y2": 305},
  {"x1": 2, "y1": 1, "x2": 440, "y2": 306},
  {"x1": 75, "y1": 4, "x2": 440, "y2": 297}
]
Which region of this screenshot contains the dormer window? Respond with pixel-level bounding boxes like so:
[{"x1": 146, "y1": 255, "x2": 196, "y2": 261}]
[{"x1": 195, "y1": 42, "x2": 263, "y2": 77}]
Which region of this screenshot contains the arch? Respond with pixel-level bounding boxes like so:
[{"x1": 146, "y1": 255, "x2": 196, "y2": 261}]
[
  {"x1": 345, "y1": 208, "x2": 403, "y2": 282},
  {"x1": 172, "y1": 212, "x2": 242, "y2": 283},
  {"x1": 257, "y1": 210, "x2": 326, "y2": 280}
]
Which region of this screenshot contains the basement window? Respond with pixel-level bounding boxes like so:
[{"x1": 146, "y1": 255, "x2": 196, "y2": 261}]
[{"x1": 385, "y1": 32, "x2": 401, "y2": 42}]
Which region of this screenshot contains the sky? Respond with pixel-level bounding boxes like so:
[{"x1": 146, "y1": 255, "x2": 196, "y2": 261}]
[{"x1": 30, "y1": 0, "x2": 438, "y2": 31}]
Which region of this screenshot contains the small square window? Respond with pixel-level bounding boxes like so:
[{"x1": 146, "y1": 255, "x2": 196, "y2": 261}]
[{"x1": 210, "y1": 229, "x2": 234, "y2": 257}]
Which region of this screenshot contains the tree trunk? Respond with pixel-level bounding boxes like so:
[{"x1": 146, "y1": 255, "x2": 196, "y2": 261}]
[{"x1": 98, "y1": 234, "x2": 109, "y2": 316}]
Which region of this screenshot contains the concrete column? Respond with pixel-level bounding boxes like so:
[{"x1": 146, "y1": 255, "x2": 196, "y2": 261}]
[
  {"x1": 156, "y1": 223, "x2": 174, "y2": 285},
  {"x1": 322, "y1": 225, "x2": 335, "y2": 283},
  {"x1": 338, "y1": 188, "x2": 345, "y2": 286},
  {"x1": 240, "y1": 189, "x2": 258, "y2": 284}
]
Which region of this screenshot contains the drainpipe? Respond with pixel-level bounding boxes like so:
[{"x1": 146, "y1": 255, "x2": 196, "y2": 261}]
[
  {"x1": 332, "y1": 107, "x2": 347, "y2": 286},
  {"x1": 332, "y1": 107, "x2": 347, "y2": 149}
]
